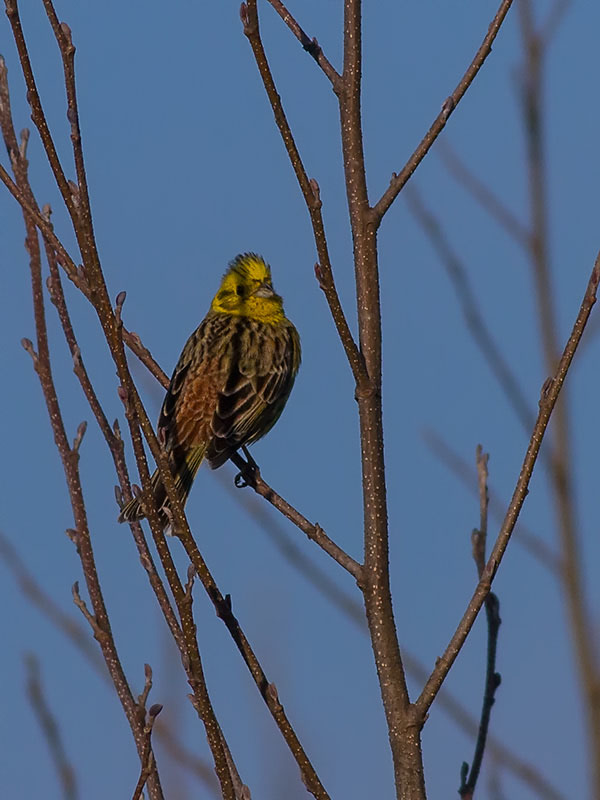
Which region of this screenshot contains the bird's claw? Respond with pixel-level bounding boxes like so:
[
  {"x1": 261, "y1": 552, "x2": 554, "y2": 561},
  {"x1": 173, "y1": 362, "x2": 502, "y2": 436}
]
[
  {"x1": 234, "y1": 447, "x2": 260, "y2": 489},
  {"x1": 234, "y1": 471, "x2": 249, "y2": 489}
]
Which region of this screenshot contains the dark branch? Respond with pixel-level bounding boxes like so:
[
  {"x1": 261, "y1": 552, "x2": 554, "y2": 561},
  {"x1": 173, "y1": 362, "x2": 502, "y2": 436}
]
[
  {"x1": 459, "y1": 447, "x2": 502, "y2": 799},
  {"x1": 265, "y1": 0, "x2": 342, "y2": 92}
]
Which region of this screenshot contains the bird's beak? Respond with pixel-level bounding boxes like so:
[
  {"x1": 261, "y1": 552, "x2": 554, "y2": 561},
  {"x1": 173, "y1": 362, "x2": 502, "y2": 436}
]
[{"x1": 254, "y1": 281, "x2": 276, "y2": 298}]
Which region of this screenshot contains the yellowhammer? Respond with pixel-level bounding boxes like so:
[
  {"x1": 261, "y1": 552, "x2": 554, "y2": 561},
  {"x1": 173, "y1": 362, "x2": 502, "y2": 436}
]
[{"x1": 118, "y1": 253, "x2": 300, "y2": 529}]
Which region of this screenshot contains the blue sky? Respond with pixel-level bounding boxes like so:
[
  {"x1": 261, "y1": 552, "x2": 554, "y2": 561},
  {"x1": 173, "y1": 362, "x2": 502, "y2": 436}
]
[{"x1": 1, "y1": 1, "x2": 599, "y2": 798}]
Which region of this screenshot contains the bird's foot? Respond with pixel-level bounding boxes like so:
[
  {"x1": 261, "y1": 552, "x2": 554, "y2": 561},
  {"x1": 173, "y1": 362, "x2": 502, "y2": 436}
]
[{"x1": 234, "y1": 446, "x2": 260, "y2": 488}]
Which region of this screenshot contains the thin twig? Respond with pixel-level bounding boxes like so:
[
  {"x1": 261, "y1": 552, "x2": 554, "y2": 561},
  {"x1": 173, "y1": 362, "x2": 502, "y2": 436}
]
[
  {"x1": 230, "y1": 453, "x2": 362, "y2": 581},
  {"x1": 240, "y1": 1, "x2": 369, "y2": 393},
  {"x1": 416, "y1": 249, "x2": 600, "y2": 716},
  {"x1": 25, "y1": 654, "x2": 79, "y2": 800},
  {"x1": 371, "y1": 0, "x2": 515, "y2": 226},
  {"x1": 0, "y1": 160, "x2": 170, "y2": 385},
  {"x1": 4, "y1": 0, "x2": 80, "y2": 226},
  {"x1": 459, "y1": 447, "x2": 502, "y2": 799},
  {"x1": 43, "y1": 236, "x2": 184, "y2": 652},
  {"x1": 473, "y1": 446, "x2": 490, "y2": 578},
  {"x1": 265, "y1": 0, "x2": 341, "y2": 92},
  {"x1": 15, "y1": 157, "x2": 165, "y2": 800}
]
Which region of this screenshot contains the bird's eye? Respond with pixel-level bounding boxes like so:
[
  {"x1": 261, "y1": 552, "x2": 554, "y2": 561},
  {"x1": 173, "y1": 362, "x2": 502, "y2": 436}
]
[{"x1": 236, "y1": 285, "x2": 244, "y2": 296}]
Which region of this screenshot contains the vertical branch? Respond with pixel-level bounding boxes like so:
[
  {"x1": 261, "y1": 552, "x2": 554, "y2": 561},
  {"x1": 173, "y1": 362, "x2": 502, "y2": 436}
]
[
  {"x1": 0, "y1": 53, "x2": 166, "y2": 796},
  {"x1": 340, "y1": 2, "x2": 421, "y2": 797},
  {"x1": 459, "y1": 448, "x2": 502, "y2": 799},
  {"x1": 20, "y1": 219, "x2": 165, "y2": 800}
]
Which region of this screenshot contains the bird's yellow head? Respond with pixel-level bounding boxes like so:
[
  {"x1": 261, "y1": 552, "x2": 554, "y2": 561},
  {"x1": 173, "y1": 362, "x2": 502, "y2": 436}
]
[{"x1": 211, "y1": 253, "x2": 286, "y2": 324}]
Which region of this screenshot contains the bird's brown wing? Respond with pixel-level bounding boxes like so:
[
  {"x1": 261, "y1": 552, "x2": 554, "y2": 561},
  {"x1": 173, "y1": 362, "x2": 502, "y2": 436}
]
[
  {"x1": 206, "y1": 321, "x2": 300, "y2": 468},
  {"x1": 158, "y1": 313, "x2": 233, "y2": 462}
]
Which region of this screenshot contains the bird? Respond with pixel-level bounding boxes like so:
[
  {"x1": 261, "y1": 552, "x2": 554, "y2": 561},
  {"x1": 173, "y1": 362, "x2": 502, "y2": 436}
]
[{"x1": 118, "y1": 253, "x2": 301, "y2": 531}]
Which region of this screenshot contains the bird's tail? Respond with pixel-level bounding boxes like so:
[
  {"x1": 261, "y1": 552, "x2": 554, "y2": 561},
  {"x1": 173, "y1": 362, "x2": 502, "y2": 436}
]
[{"x1": 118, "y1": 446, "x2": 206, "y2": 531}]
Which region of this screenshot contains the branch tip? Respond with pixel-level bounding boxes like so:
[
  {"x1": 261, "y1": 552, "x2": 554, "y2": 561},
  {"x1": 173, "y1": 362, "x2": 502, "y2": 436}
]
[
  {"x1": 240, "y1": 3, "x2": 251, "y2": 32},
  {"x1": 21, "y1": 337, "x2": 37, "y2": 361},
  {"x1": 73, "y1": 346, "x2": 84, "y2": 372},
  {"x1": 266, "y1": 682, "x2": 279, "y2": 704},
  {"x1": 59, "y1": 21, "x2": 73, "y2": 48},
  {"x1": 73, "y1": 420, "x2": 87, "y2": 451},
  {"x1": 539, "y1": 376, "x2": 554, "y2": 406},
  {"x1": 19, "y1": 126, "x2": 29, "y2": 157},
  {"x1": 314, "y1": 263, "x2": 326, "y2": 290},
  {"x1": 67, "y1": 179, "x2": 79, "y2": 206},
  {"x1": 309, "y1": 177, "x2": 321, "y2": 206},
  {"x1": 441, "y1": 96, "x2": 455, "y2": 119},
  {"x1": 115, "y1": 290, "x2": 126, "y2": 325}
]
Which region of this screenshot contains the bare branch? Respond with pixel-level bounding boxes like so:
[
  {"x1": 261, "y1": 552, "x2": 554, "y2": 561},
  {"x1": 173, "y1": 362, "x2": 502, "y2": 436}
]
[
  {"x1": 230, "y1": 451, "x2": 362, "y2": 581},
  {"x1": 371, "y1": 0, "x2": 515, "y2": 226},
  {"x1": 4, "y1": 0, "x2": 80, "y2": 225},
  {"x1": 265, "y1": 0, "x2": 341, "y2": 92},
  {"x1": 337, "y1": 1, "x2": 420, "y2": 794},
  {"x1": 240, "y1": 1, "x2": 369, "y2": 392}
]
